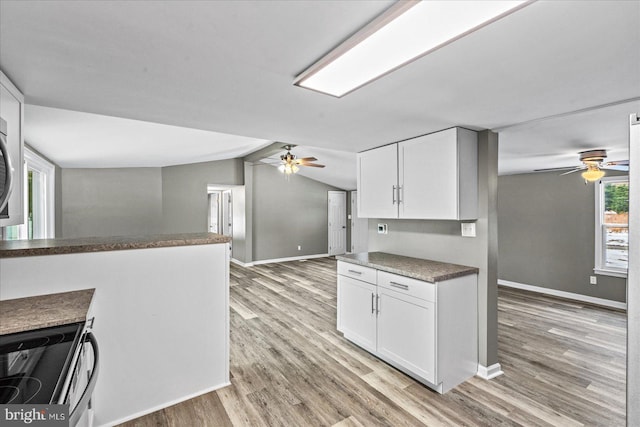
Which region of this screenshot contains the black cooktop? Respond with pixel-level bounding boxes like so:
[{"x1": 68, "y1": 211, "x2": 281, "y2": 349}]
[{"x1": 0, "y1": 322, "x2": 83, "y2": 404}]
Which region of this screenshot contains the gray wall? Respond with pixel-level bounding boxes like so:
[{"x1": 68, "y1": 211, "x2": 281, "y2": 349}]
[
  {"x1": 61, "y1": 168, "x2": 163, "y2": 238},
  {"x1": 161, "y1": 159, "x2": 243, "y2": 233},
  {"x1": 251, "y1": 163, "x2": 340, "y2": 262},
  {"x1": 366, "y1": 131, "x2": 499, "y2": 368},
  {"x1": 498, "y1": 171, "x2": 627, "y2": 303}
]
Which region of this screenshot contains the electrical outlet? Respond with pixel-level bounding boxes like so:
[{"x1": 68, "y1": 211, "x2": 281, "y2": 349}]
[
  {"x1": 297, "y1": 245, "x2": 301, "y2": 251},
  {"x1": 377, "y1": 224, "x2": 388, "y2": 234},
  {"x1": 590, "y1": 276, "x2": 597, "y2": 285},
  {"x1": 461, "y1": 223, "x2": 476, "y2": 237}
]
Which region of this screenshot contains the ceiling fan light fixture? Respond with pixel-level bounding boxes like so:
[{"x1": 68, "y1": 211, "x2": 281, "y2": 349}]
[
  {"x1": 581, "y1": 166, "x2": 605, "y2": 182},
  {"x1": 293, "y1": 0, "x2": 532, "y2": 97},
  {"x1": 279, "y1": 163, "x2": 299, "y2": 175}
]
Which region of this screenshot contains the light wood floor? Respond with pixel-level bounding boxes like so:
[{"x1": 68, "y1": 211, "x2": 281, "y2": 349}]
[{"x1": 119, "y1": 257, "x2": 626, "y2": 426}]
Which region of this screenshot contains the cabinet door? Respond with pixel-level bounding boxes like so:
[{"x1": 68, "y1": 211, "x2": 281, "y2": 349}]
[
  {"x1": 399, "y1": 129, "x2": 458, "y2": 219},
  {"x1": 337, "y1": 275, "x2": 377, "y2": 353},
  {"x1": 357, "y1": 144, "x2": 398, "y2": 218},
  {"x1": 377, "y1": 287, "x2": 436, "y2": 384}
]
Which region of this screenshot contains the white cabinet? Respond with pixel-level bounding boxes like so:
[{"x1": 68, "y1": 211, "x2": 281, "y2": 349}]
[
  {"x1": 0, "y1": 71, "x2": 24, "y2": 227},
  {"x1": 357, "y1": 127, "x2": 477, "y2": 220},
  {"x1": 337, "y1": 260, "x2": 478, "y2": 394},
  {"x1": 377, "y1": 287, "x2": 436, "y2": 384},
  {"x1": 357, "y1": 144, "x2": 397, "y2": 218},
  {"x1": 337, "y1": 275, "x2": 377, "y2": 353}
]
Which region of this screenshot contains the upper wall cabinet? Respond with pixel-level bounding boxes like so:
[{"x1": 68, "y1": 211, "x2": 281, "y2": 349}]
[
  {"x1": 0, "y1": 71, "x2": 25, "y2": 227},
  {"x1": 357, "y1": 127, "x2": 477, "y2": 220}
]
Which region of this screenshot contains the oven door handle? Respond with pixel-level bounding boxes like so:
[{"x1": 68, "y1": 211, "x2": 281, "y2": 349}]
[{"x1": 69, "y1": 332, "x2": 99, "y2": 427}]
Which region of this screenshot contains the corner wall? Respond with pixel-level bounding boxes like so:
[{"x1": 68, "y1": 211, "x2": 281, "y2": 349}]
[
  {"x1": 161, "y1": 159, "x2": 243, "y2": 233},
  {"x1": 498, "y1": 171, "x2": 627, "y2": 302}
]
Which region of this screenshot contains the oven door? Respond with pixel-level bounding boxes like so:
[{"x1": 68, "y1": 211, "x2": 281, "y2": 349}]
[{"x1": 0, "y1": 117, "x2": 14, "y2": 216}]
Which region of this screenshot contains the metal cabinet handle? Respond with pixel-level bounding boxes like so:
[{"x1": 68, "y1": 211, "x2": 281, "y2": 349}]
[
  {"x1": 371, "y1": 293, "x2": 375, "y2": 314},
  {"x1": 376, "y1": 294, "x2": 380, "y2": 315},
  {"x1": 389, "y1": 281, "x2": 409, "y2": 290},
  {"x1": 392, "y1": 185, "x2": 397, "y2": 204},
  {"x1": 398, "y1": 186, "x2": 403, "y2": 204},
  {"x1": 347, "y1": 269, "x2": 362, "y2": 275}
]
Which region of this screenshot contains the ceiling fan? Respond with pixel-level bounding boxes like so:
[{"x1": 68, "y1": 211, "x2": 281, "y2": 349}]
[
  {"x1": 276, "y1": 145, "x2": 325, "y2": 175},
  {"x1": 535, "y1": 149, "x2": 629, "y2": 182}
]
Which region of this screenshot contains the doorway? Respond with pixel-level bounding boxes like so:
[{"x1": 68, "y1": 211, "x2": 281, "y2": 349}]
[
  {"x1": 208, "y1": 187, "x2": 233, "y2": 257},
  {"x1": 328, "y1": 191, "x2": 346, "y2": 256}
]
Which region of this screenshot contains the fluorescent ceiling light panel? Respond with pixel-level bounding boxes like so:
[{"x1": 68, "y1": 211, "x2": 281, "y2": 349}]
[{"x1": 295, "y1": 0, "x2": 532, "y2": 97}]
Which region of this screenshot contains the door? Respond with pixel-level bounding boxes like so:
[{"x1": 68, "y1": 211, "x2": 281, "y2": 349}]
[
  {"x1": 328, "y1": 191, "x2": 347, "y2": 256},
  {"x1": 377, "y1": 287, "x2": 436, "y2": 384},
  {"x1": 222, "y1": 190, "x2": 232, "y2": 255},
  {"x1": 337, "y1": 275, "x2": 377, "y2": 353},
  {"x1": 208, "y1": 192, "x2": 220, "y2": 233},
  {"x1": 350, "y1": 191, "x2": 368, "y2": 253},
  {"x1": 357, "y1": 144, "x2": 398, "y2": 218}
]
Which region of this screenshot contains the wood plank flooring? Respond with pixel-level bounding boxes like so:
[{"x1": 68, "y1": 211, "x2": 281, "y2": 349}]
[{"x1": 119, "y1": 258, "x2": 626, "y2": 426}]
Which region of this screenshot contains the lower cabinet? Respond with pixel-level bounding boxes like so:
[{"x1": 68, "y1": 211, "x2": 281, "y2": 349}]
[
  {"x1": 377, "y1": 287, "x2": 436, "y2": 384},
  {"x1": 337, "y1": 261, "x2": 478, "y2": 394},
  {"x1": 337, "y1": 275, "x2": 377, "y2": 353}
]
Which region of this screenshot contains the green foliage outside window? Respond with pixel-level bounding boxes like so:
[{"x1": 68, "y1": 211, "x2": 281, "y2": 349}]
[{"x1": 604, "y1": 182, "x2": 629, "y2": 213}]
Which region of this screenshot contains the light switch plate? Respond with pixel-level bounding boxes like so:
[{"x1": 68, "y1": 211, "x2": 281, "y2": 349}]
[
  {"x1": 461, "y1": 222, "x2": 476, "y2": 237},
  {"x1": 377, "y1": 223, "x2": 388, "y2": 234}
]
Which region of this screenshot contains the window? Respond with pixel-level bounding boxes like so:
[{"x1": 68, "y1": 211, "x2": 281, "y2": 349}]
[
  {"x1": 595, "y1": 176, "x2": 628, "y2": 278},
  {"x1": 1, "y1": 147, "x2": 55, "y2": 240}
]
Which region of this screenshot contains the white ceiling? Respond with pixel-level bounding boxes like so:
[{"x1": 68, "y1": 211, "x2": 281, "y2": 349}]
[{"x1": 1, "y1": 0, "x2": 639, "y2": 189}]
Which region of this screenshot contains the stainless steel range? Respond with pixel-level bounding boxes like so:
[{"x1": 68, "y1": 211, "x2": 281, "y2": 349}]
[{"x1": 0, "y1": 321, "x2": 99, "y2": 426}]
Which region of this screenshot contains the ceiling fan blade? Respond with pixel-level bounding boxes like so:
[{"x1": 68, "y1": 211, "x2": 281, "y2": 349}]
[
  {"x1": 560, "y1": 167, "x2": 585, "y2": 176},
  {"x1": 296, "y1": 157, "x2": 318, "y2": 162},
  {"x1": 602, "y1": 164, "x2": 629, "y2": 171},
  {"x1": 534, "y1": 166, "x2": 580, "y2": 172},
  {"x1": 301, "y1": 163, "x2": 325, "y2": 168},
  {"x1": 604, "y1": 160, "x2": 629, "y2": 166}
]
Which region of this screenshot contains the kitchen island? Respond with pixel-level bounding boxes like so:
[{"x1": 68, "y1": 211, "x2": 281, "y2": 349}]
[{"x1": 0, "y1": 233, "x2": 230, "y2": 427}]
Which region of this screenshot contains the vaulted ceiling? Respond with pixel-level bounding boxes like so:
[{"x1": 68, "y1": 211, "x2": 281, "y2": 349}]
[{"x1": 1, "y1": 1, "x2": 638, "y2": 189}]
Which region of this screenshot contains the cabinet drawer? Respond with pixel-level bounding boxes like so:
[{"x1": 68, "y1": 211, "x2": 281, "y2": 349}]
[
  {"x1": 378, "y1": 271, "x2": 435, "y2": 302},
  {"x1": 337, "y1": 261, "x2": 377, "y2": 284}
]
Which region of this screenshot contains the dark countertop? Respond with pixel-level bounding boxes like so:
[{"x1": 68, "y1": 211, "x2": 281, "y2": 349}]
[
  {"x1": 337, "y1": 252, "x2": 479, "y2": 283},
  {"x1": 0, "y1": 289, "x2": 95, "y2": 335},
  {"x1": 0, "y1": 232, "x2": 231, "y2": 258}
]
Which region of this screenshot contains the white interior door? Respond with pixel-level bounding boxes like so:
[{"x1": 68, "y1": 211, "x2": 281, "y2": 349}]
[
  {"x1": 350, "y1": 191, "x2": 368, "y2": 253},
  {"x1": 222, "y1": 190, "x2": 232, "y2": 256},
  {"x1": 328, "y1": 191, "x2": 347, "y2": 256},
  {"x1": 208, "y1": 192, "x2": 220, "y2": 233}
]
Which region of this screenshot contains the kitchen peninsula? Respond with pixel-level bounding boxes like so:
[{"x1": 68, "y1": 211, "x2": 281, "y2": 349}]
[{"x1": 0, "y1": 233, "x2": 231, "y2": 427}]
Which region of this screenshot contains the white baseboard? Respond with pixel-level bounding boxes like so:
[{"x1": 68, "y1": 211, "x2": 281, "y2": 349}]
[
  {"x1": 232, "y1": 253, "x2": 330, "y2": 267},
  {"x1": 498, "y1": 279, "x2": 627, "y2": 310},
  {"x1": 99, "y1": 381, "x2": 231, "y2": 427},
  {"x1": 230, "y1": 258, "x2": 252, "y2": 267},
  {"x1": 476, "y1": 363, "x2": 503, "y2": 380}
]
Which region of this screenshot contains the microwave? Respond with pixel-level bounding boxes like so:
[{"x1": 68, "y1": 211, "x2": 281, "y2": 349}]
[{"x1": 0, "y1": 116, "x2": 13, "y2": 218}]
